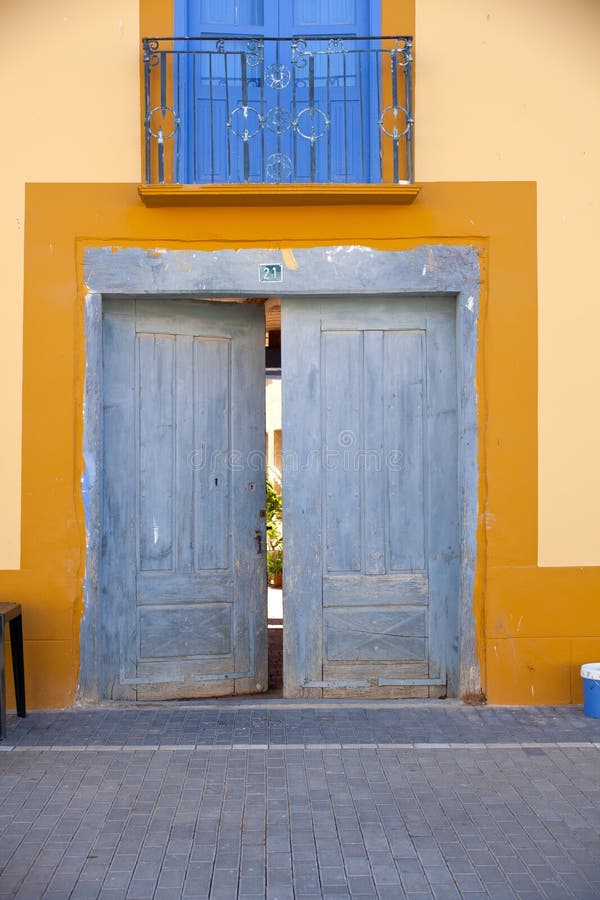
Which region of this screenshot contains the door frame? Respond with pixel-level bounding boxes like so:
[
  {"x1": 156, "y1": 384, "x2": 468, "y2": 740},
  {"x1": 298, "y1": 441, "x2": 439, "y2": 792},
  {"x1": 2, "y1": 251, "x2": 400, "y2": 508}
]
[{"x1": 79, "y1": 244, "x2": 482, "y2": 701}]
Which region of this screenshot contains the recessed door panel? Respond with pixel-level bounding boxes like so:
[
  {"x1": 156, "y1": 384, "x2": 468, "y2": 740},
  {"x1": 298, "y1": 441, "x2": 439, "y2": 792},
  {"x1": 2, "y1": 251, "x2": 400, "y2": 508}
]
[
  {"x1": 100, "y1": 299, "x2": 267, "y2": 700},
  {"x1": 282, "y1": 296, "x2": 459, "y2": 698}
]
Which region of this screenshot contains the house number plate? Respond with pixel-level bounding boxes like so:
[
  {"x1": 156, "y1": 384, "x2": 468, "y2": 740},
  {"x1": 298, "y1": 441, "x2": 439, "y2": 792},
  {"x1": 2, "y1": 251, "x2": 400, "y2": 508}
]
[{"x1": 259, "y1": 263, "x2": 283, "y2": 283}]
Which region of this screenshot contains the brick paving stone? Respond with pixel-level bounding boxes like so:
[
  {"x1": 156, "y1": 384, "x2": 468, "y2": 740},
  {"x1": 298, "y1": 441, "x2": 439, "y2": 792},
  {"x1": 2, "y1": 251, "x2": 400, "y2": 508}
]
[
  {"x1": 452, "y1": 872, "x2": 484, "y2": 892},
  {"x1": 0, "y1": 706, "x2": 599, "y2": 898},
  {"x1": 4, "y1": 704, "x2": 600, "y2": 749}
]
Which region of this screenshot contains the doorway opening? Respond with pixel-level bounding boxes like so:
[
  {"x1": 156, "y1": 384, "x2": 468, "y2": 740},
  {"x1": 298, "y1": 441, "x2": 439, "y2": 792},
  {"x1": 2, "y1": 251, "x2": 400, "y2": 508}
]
[
  {"x1": 265, "y1": 299, "x2": 283, "y2": 691},
  {"x1": 82, "y1": 244, "x2": 480, "y2": 704}
]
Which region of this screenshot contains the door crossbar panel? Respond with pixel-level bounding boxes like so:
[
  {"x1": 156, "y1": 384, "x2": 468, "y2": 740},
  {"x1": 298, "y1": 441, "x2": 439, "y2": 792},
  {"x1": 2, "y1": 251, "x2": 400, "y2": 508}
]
[
  {"x1": 193, "y1": 671, "x2": 253, "y2": 681},
  {"x1": 120, "y1": 669, "x2": 254, "y2": 685},
  {"x1": 120, "y1": 669, "x2": 185, "y2": 685}
]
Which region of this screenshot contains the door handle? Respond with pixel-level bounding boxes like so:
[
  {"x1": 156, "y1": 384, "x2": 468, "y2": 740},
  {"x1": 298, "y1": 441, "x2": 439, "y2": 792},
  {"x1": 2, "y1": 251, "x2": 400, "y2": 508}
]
[{"x1": 255, "y1": 530, "x2": 263, "y2": 556}]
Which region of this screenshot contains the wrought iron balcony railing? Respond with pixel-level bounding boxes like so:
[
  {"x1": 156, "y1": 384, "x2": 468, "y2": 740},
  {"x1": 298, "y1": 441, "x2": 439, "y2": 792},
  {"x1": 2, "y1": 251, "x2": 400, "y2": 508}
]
[{"x1": 143, "y1": 35, "x2": 413, "y2": 187}]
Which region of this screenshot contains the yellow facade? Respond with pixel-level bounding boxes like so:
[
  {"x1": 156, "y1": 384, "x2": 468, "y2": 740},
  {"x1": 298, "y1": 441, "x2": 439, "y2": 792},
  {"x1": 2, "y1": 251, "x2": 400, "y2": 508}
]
[
  {"x1": 0, "y1": 1, "x2": 141, "y2": 571},
  {"x1": 416, "y1": 0, "x2": 600, "y2": 566},
  {"x1": 1, "y1": 0, "x2": 599, "y2": 708}
]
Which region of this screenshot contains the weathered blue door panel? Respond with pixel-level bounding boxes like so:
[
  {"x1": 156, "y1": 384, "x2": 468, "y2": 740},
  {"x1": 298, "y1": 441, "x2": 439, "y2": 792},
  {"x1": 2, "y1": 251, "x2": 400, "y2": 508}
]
[
  {"x1": 100, "y1": 299, "x2": 267, "y2": 700},
  {"x1": 282, "y1": 297, "x2": 459, "y2": 699}
]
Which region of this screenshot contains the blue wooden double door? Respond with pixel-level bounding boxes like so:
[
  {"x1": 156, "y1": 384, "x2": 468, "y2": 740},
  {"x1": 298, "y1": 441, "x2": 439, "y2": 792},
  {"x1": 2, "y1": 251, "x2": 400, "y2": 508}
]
[
  {"x1": 100, "y1": 296, "x2": 458, "y2": 700},
  {"x1": 177, "y1": 0, "x2": 379, "y2": 183}
]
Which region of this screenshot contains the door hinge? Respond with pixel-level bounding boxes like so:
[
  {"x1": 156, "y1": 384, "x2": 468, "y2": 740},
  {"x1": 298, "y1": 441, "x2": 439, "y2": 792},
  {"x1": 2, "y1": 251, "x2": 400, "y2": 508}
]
[
  {"x1": 302, "y1": 680, "x2": 370, "y2": 689},
  {"x1": 120, "y1": 669, "x2": 185, "y2": 686},
  {"x1": 193, "y1": 671, "x2": 253, "y2": 682},
  {"x1": 377, "y1": 678, "x2": 446, "y2": 687}
]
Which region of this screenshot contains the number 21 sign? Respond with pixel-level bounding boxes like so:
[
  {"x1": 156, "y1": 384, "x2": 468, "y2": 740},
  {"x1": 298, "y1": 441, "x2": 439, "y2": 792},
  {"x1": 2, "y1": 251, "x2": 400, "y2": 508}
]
[{"x1": 258, "y1": 263, "x2": 283, "y2": 283}]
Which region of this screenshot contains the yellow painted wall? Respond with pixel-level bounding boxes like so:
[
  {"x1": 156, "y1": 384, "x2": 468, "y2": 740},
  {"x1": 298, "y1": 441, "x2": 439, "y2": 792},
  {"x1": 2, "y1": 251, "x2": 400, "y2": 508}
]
[
  {"x1": 1, "y1": 0, "x2": 599, "y2": 708},
  {"x1": 6, "y1": 179, "x2": 561, "y2": 708},
  {"x1": 6, "y1": 0, "x2": 599, "y2": 571},
  {"x1": 0, "y1": 0, "x2": 140, "y2": 569},
  {"x1": 416, "y1": 0, "x2": 600, "y2": 566}
]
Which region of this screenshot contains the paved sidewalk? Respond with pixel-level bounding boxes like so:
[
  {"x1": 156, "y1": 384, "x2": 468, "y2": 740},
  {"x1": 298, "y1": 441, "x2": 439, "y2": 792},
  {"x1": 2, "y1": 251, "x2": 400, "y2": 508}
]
[
  {"x1": 1, "y1": 704, "x2": 599, "y2": 899},
  {"x1": 4, "y1": 703, "x2": 600, "y2": 750}
]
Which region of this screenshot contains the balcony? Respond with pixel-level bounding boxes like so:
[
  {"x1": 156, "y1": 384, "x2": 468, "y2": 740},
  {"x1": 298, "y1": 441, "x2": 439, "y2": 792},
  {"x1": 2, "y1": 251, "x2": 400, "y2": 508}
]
[{"x1": 141, "y1": 35, "x2": 415, "y2": 202}]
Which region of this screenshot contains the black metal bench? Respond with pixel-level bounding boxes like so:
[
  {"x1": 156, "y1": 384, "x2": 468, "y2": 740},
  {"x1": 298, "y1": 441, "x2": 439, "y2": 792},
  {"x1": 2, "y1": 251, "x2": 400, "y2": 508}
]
[{"x1": 0, "y1": 603, "x2": 26, "y2": 741}]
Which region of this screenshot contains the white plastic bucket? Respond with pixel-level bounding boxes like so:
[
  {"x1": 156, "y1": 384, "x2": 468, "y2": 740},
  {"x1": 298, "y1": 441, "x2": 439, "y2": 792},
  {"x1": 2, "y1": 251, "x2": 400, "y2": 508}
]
[{"x1": 581, "y1": 663, "x2": 600, "y2": 718}]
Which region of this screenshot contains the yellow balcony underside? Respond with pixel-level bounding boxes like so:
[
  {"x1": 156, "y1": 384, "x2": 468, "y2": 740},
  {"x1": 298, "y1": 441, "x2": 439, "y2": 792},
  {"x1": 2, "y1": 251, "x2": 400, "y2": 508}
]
[{"x1": 139, "y1": 183, "x2": 421, "y2": 207}]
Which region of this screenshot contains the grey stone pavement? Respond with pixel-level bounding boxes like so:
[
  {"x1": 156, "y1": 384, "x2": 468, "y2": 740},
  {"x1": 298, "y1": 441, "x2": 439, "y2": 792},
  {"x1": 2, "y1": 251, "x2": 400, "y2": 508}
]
[{"x1": 1, "y1": 702, "x2": 599, "y2": 899}]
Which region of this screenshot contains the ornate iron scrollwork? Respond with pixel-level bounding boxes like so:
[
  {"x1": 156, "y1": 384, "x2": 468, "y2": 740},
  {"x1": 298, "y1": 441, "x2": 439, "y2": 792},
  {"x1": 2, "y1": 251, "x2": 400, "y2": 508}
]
[
  {"x1": 379, "y1": 105, "x2": 412, "y2": 140},
  {"x1": 227, "y1": 105, "x2": 263, "y2": 141},
  {"x1": 265, "y1": 107, "x2": 293, "y2": 135},
  {"x1": 295, "y1": 107, "x2": 329, "y2": 143},
  {"x1": 327, "y1": 37, "x2": 346, "y2": 52},
  {"x1": 291, "y1": 39, "x2": 309, "y2": 69},
  {"x1": 142, "y1": 38, "x2": 161, "y2": 68},
  {"x1": 392, "y1": 38, "x2": 413, "y2": 67},
  {"x1": 142, "y1": 34, "x2": 415, "y2": 186},
  {"x1": 265, "y1": 63, "x2": 291, "y2": 91},
  {"x1": 215, "y1": 37, "x2": 263, "y2": 66},
  {"x1": 145, "y1": 106, "x2": 180, "y2": 141},
  {"x1": 245, "y1": 39, "x2": 264, "y2": 67},
  {"x1": 266, "y1": 153, "x2": 293, "y2": 182}
]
